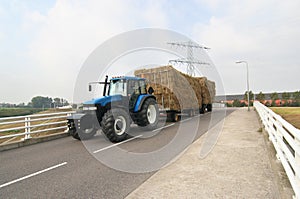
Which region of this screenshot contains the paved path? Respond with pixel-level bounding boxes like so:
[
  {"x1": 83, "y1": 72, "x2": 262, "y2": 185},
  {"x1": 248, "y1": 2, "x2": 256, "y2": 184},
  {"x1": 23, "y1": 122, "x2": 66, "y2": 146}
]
[{"x1": 127, "y1": 108, "x2": 293, "y2": 198}]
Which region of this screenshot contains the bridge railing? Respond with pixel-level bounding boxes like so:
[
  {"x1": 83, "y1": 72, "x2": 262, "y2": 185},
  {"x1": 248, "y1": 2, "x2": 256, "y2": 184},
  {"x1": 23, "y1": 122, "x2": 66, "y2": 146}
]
[
  {"x1": 0, "y1": 111, "x2": 75, "y2": 143},
  {"x1": 254, "y1": 101, "x2": 300, "y2": 198}
]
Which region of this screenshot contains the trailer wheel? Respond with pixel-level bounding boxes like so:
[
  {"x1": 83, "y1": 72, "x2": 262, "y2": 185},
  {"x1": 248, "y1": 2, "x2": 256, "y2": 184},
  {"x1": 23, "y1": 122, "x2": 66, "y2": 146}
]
[
  {"x1": 199, "y1": 104, "x2": 206, "y2": 114},
  {"x1": 135, "y1": 98, "x2": 159, "y2": 130},
  {"x1": 167, "y1": 112, "x2": 181, "y2": 122},
  {"x1": 101, "y1": 108, "x2": 130, "y2": 142},
  {"x1": 207, "y1": 104, "x2": 212, "y2": 112},
  {"x1": 174, "y1": 114, "x2": 181, "y2": 122}
]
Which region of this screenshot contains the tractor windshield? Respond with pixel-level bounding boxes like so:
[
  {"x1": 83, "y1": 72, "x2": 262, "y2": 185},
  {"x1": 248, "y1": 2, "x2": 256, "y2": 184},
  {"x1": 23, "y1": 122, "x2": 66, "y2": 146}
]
[{"x1": 109, "y1": 79, "x2": 127, "y2": 96}]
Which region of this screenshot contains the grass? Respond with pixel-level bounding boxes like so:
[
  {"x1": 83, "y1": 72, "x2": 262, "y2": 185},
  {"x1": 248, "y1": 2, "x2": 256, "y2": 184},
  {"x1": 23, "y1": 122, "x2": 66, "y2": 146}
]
[
  {"x1": 0, "y1": 108, "x2": 44, "y2": 118},
  {"x1": 270, "y1": 107, "x2": 300, "y2": 129}
]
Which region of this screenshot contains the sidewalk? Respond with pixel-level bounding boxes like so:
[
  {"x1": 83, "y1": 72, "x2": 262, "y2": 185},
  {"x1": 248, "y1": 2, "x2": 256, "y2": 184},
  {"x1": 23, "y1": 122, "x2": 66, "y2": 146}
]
[{"x1": 126, "y1": 108, "x2": 293, "y2": 198}]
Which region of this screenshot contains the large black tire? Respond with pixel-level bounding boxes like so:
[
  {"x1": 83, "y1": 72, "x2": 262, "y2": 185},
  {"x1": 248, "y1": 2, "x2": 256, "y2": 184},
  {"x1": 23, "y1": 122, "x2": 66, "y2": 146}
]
[
  {"x1": 167, "y1": 112, "x2": 181, "y2": 122},
  {"x1": 199, "y1": 104, "x2": 206, "y2": 114},
  {"x1": 70, "y1": 128, "x2": 97, "y2": 140},
  {"x1": 207, "y1": 104, "x2": 212, "y2": 112},
  {"x1": 135, "y1": 98, "x2": 159, "y2": 130},
  {"x1": 71, "y1": 114, "x2": 98, "y2": 140},
  {"x1": 69, "y1": 128, "x2": 80, "y2": 140},
  {"x1": 101, "y1": 108, "x2": 130, "y2": 143},
  {"x1": 78, "y1": 128, "x2": 97, "y2": 140},
  {"x1": 199, "y1": 108, "x2": 205, "y2": 114}
]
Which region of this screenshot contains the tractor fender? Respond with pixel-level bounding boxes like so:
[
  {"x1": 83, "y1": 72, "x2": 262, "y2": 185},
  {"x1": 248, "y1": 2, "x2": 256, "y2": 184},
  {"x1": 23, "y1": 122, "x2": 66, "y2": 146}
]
[{"x1": 133, "y1": 94, "x2": 156, "y2": 112}]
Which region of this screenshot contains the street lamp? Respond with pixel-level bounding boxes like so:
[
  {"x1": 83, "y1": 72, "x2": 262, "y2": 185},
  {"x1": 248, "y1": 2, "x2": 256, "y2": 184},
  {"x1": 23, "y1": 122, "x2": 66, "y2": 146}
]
[{"x1": 236, "y1": 61, "x2": 250, "y2": 111}]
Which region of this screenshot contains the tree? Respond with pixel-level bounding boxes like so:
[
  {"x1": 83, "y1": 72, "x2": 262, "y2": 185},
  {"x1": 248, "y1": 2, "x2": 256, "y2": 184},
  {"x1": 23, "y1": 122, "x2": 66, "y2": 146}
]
[
  {"x1": 244, "y1": 90, "x2": 254, "y2": 101},
  {"x1": 31, "y1": 96, "x2": 53, "y2": 108},
  {"x1": 256, "y1": 91, "x2": 265, "y2": 102},
  {"x1": 233, "y1": 99, "x2": 241, "y2": 107},
  {"x1": 54, "y1": 98, "x2": 61, "y2": 107},
  {"x1": 270, "y1": 92, "x2": 279, "y2": 101},
  {"x1": 53, "y1": 97, "x2": 69, "y2": 107},
  {"x1": 293, "y1": 91, "x2": 300, "y2": 100},
  {"x1": 282, "y1": 92, "x2": 290, "y2": 100}
]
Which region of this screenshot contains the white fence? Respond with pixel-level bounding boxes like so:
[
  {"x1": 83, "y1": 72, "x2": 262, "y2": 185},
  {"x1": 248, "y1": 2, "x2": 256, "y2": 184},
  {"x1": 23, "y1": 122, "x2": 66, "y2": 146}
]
[
  {"x1": 254, "y1": 101, "x2": 300, "y2": 198},
  {"x1": 0, "y1": 111, "x2": 74, "y2": 142}
]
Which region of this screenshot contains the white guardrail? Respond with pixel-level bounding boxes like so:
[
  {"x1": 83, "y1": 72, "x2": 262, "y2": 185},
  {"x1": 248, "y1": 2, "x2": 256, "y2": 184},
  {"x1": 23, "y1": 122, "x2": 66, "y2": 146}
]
[
  {"x1": 0, "y1": 111, "x2": 75, "y2": 141},
  {"x1": 254, "y1": 101, "x2": 300, "y2": 198}
]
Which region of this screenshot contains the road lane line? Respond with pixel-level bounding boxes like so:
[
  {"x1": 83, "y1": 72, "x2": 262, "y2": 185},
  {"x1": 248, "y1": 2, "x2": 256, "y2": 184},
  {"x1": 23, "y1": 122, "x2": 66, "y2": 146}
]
[
  {"x1": 152, "y1": 123, "x2": 175, "y2": 133},
  {"x1": 93, "y1": 135, "x2": 143, "y2": 154},
  {"x1": 0, "y1": 162, "x2": 67, "y2": 189}
]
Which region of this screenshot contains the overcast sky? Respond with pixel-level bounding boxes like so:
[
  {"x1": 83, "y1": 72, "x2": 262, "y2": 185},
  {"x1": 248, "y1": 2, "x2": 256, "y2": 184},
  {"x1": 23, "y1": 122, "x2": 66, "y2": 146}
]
[{"x1": 0, "y1": 0, "x2": 300, "y2": 104}]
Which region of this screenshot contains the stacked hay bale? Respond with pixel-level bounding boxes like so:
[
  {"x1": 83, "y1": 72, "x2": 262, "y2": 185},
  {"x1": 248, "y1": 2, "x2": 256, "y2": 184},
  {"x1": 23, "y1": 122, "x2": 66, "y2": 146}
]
[
  {"x1": 134, "y1": 65, "x2": 201, "y2": 112},
  {"x1": 195, "y1": 77, "x2": 216, "y2": 105},
  {"x1": 207, "y1": 80, "x2": 216, "y2": 102}
]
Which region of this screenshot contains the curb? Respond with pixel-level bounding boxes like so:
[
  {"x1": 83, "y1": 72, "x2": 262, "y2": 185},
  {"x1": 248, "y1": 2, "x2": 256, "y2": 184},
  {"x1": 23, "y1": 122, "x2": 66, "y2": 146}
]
[{"x1": 0, "y1": 132, "x2": 70, "y2": 152}]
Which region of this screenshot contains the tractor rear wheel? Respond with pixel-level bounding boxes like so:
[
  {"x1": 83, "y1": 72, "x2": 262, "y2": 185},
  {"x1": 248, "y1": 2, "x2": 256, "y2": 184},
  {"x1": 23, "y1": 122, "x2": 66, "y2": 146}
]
[
  {"x1": 101, "y1": 108, "x2": 130, "y2": 142},
  {"x1": 135, "y1": 98, "x2": 159, "y2": 130}
]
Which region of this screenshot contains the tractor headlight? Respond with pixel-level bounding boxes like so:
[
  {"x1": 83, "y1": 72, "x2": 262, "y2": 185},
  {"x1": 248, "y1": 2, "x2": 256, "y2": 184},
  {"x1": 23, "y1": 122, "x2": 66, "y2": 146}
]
[{"x1": 83, "y1": 106, "x2": 97, "y2": 111}]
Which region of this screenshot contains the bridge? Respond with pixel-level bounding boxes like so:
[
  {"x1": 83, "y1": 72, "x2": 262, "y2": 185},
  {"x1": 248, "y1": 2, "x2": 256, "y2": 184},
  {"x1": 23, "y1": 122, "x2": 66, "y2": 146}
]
[{"x1": 0, "y1": 102, "x2": 298, "y2": 198}]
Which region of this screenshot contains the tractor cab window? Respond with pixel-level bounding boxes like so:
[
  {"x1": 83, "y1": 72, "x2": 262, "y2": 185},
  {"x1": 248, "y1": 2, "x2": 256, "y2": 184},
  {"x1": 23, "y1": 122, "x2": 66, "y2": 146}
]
[
  {"x1": 127, "y1": 80, "x2": 147, "y2": 96},
  {"x1": 127, "y1": 80, "x2": 140, "y2": 96},
  {"x1": 139, "y1": 80, "x2": 147, "y2": 94},
  {"x1": 109, "y1": 79, "x2": 127, "y2": 96}
]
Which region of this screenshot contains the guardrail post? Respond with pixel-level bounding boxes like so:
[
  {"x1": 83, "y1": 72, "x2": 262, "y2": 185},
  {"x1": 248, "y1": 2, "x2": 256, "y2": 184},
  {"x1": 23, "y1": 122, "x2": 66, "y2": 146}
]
[{"x1": 24, "y1": 116, "x2": 31, "y2": 140}]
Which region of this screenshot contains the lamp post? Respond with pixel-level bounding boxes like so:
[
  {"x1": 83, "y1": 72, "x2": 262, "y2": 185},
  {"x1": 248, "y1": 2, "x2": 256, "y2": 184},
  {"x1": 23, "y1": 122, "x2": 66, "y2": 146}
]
[{"x1": 236, "y1": 61, "x2": 250, "y2": 111}]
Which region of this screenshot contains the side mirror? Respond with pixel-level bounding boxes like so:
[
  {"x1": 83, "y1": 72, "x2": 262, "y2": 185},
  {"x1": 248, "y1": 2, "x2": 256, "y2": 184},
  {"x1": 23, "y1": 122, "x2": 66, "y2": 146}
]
[
  {"x1": 88, "y1": 85, "x2": 92, "y2": 92},
  {"x1": 148, "y1": 87, "x2": 154, "y2": 94}
]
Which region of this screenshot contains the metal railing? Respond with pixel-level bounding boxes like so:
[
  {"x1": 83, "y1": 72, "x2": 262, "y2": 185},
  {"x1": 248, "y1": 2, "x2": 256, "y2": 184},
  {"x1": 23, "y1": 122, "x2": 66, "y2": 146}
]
[
  {"x1": 254, "y1": 101, "x2": 300, "y2": 198},
  {"x1": 0, "y1": 111, "x2": 74, "y2": 142}
]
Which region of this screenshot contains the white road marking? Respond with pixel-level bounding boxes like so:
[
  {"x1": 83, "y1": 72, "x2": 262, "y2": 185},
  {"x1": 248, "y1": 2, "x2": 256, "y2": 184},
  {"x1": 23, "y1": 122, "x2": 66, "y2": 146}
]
[
  {"x1": 152, "y1": 123, "x2": 175, "y2": 132},
  {"x1": 0, "y1": 162, "x2": 67, "y2": 189},
  {"x1": 93, "y1": 135, "x2": 143, "y2": 154}
]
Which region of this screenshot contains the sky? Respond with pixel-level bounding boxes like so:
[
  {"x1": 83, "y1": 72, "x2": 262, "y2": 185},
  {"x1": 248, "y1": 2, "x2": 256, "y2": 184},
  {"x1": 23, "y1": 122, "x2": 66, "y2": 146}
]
[{"x1": 0, "y1": 0, "x2": 300, "y2": 104}]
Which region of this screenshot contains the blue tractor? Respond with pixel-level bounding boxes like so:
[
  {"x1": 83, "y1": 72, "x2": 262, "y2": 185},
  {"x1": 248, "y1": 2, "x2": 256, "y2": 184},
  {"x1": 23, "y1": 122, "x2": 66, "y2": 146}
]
[{"x1": 67, "y1": 76, "x2": 159, "y2": 142}]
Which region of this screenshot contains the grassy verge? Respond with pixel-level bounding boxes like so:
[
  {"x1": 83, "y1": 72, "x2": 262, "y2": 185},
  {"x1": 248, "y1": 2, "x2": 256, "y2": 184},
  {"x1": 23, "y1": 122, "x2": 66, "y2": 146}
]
[
  {"x1": 270, "y1": 107, "x2": 300, "y2": 129},
  {"x1": 0, "y1": 108, "x2": 45, "y2": 118}
]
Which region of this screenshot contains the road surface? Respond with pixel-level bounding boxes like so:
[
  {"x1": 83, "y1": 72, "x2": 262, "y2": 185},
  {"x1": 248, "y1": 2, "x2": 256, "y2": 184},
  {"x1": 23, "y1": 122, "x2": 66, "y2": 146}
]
[{"x1": 0, "y1": 108, "x2": 234, "y2": 198}]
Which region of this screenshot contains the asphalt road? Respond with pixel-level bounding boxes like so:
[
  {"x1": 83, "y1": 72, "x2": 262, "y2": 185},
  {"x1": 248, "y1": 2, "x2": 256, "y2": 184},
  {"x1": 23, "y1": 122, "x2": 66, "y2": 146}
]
[{"x1": 0, "y1": 108, "x2": 235, "y2": 198}]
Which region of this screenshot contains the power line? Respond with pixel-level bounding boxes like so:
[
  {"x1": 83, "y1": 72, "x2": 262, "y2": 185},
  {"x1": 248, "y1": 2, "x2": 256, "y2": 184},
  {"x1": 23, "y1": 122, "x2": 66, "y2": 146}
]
[{"x1": 167, "y1": 40, "x2": 210, "y2": 76}]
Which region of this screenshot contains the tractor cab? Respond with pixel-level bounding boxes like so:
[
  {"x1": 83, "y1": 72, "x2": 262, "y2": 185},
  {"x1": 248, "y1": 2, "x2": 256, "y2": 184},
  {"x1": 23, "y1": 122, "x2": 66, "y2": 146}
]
[
  {"x1": 108, "y1": 76, "x2": 148, "y2": 110},
  {"x1": 109, "y1": 76, "x2": 147, "y2": 96}
]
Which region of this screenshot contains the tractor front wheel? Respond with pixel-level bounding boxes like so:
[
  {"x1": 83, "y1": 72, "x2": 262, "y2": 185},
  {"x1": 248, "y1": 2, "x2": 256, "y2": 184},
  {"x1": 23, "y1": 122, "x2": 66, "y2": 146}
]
[{"x1": 101, "y1": 108, "x2": 130, "y2": 143}]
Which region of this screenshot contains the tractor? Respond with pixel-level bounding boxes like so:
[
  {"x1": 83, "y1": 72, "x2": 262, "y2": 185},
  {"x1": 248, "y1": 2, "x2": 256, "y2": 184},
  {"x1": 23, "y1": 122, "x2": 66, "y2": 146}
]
[{"x1": 67, "y1": 76, "x2": 159, "y2": 142}]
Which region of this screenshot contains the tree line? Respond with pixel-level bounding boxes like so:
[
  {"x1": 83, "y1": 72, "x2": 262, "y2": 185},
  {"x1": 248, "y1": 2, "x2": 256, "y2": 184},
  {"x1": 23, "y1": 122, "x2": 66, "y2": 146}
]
[
  {"x1": 227, "y1": 91, "x2": 300, "y2": 107},
  {"x1": 0, "y1": 96, "x2": 69, "y2": 109}
]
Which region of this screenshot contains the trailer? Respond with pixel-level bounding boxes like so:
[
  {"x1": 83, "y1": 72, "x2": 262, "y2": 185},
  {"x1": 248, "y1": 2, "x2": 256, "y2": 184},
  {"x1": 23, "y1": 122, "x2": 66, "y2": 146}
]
[{"x1": 134, "y1": 65, "x2": 216, "y2": 122}]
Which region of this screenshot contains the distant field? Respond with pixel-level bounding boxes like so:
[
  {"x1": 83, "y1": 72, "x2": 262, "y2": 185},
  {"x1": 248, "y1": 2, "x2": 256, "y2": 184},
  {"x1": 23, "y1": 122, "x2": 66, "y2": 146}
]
[
  {"x1": 271, "y1": 107, "x2": 300, "y2": 129},
  {"x1": 0, "y1": 108, "x2": 44, "y2": 118}
]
